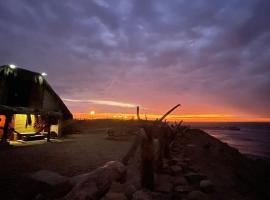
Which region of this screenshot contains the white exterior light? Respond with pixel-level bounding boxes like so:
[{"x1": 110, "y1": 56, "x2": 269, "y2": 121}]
[
  {"x1": 9, "y1": 64, "x2": 16, "y2": 69},
  {"x1": 41, "y1": 72, "x2": 47, "y2": 76}
]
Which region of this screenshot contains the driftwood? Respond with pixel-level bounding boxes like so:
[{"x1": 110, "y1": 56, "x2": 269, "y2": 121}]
[
  {"x1": 121, "y1": 104, "x2": 182, "y2": 191},
  {"x1": 64, "y1": 161, "x2": 126, "y2": 200},
  {"x1": 122, "y1": 133, "x2": 142, "y2": 165},
  {"x1": 158, "y1": 104, "x2": 181, "y2": 122},
  {"x1": 121, "y1": 104, "x2": 181, "y2": 163}
]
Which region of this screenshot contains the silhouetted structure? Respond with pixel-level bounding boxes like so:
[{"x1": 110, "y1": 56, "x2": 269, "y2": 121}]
[{"x1": 0, "y1": 65, "x2": 72, "y2": 143}]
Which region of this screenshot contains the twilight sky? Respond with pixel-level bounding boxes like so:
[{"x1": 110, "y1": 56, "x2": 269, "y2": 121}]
[{"x1": 0, "y1": 0, "x2": 270, "y2": 120}]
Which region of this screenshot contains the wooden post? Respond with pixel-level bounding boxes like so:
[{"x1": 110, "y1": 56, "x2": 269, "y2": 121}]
[
  {"x1": 136, "y1": 106, "x2": 140, "y2": 120},
  {"x1": 47, "y1": 118, "x2": 51, "y2": 142},
  {"x1": 58, "y1": 119, "x2": 62, "y2": 137},
  {"x1": 140, "y1": 128, "x2": 154, "y2": 190}
]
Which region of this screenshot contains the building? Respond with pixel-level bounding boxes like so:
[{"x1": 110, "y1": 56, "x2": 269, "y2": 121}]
[{"x1": 0, "y1": 64, "x2": 73, "y2": 143}]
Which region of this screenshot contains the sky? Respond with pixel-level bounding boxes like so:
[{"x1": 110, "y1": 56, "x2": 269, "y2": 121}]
[{"x1": 0, "y1": 0, "x2": 270, "y2": 121}]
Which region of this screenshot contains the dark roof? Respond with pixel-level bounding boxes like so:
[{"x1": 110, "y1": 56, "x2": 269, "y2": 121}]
[{"x1": 0, "y1": 65, "x2": 73, "y2": 120}]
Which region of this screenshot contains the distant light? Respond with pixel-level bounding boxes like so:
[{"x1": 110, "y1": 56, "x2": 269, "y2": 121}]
[
  {"x1": 9, "y1": 64, "x2": 16, "y2": 69},
  {"x1": 41, "y1": 72, "x2": 47, "y2": 76},
  {"x1": 90, "y1": 110, "x2": 95, "y2": 115}
]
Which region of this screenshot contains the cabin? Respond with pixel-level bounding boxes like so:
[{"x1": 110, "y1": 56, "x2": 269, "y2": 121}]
[{"x1": 0, "y1": 64, "x2": 73, "y2": 143}]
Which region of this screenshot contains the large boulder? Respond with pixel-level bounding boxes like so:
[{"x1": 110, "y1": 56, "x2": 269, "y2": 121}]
[
  {"x1": 170, "y1": 165, "x2": 183, "y2": 175},
  {"x1": 124, "y1": 184, "x2": 137, "y2": 199},
  {"x1": 65, "y1": 161, "x2": 126, "y2": 200},
  {"x1": 174, "y1": 185, "x2": 191, "y2": 194},
  {"x1": 29, "y1": 170, "x2": 72, "y2": 198},
  {"x1": 199, "y1": 180, "x2": 214, "y2": 193},
  {"x1": 185, "y1": 173, "x2": 207, "y2": 184},
  {"x1": 154, "y1": 174, "x2": 173, "y2": 193},
  {"x1": 155, "y1": 182, "x2": 173, "y2": 193},
  {"x1": 102, "y1": 192, "x2": 128, "y2": 200},
  {"x1": 28, "y1": 170, "x2": 72, "y2": 198},
  {"x1": 173, "y1": 176, "x2": 188, "y2": 185},
  {"x1": 132, "y1": 190, "x2": 151, "y2": 200},
  {"x1": 187, "y1": 190, "x2": 208, "y2": 200}
]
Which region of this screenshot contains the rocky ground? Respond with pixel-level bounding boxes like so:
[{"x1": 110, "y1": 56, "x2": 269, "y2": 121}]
[
  {"x1": 0, "y1": 120, "x2": 270, "y2": 200},
  {"x1": 102, "y1": 128, "x2": 270, "y2": 200}
]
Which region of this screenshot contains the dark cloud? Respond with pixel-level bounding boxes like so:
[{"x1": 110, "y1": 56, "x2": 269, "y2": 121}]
[{"x1": 0, "y1": 0, "x2": 269, "y2": 117}]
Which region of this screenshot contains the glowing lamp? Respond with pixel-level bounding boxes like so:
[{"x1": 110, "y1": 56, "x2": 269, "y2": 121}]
[
  {"x1": 41, "y1": 72, "x2": 47, "y2": 76},
  {"x1": 90, "y1": 110, "x2": 95, "y2": 115},
  {"x1": 9, "y1": 64, "x2": 16, "y2": 69}
]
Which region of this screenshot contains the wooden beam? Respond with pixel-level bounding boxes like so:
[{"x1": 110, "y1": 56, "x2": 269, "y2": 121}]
[
  {"x1": 122, "y1": 129, "x2": 143, "y2": 165},
  {"x1": 158, "y1": 104, "x2": 181, "y2": 122}
]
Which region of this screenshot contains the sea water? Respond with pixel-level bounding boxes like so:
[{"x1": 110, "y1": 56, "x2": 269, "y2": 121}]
[{"x1": 185, "y1": 122, "x2": 270, "y2": 159}]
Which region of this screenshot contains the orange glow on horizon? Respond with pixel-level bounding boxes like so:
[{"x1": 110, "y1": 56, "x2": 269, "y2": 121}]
[{"x1": 72, "y1": 112, "x2": 270, "y2": 122}]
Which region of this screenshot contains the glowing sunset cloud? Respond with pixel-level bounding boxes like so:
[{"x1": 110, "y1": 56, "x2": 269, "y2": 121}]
[{"x1": 63, "y1": 98, "x2": 138, "y2": 108}]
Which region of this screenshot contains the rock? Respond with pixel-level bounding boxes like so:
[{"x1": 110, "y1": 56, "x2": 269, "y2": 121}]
[
  {"x1": 155, "y1": 174, "x2": 173, "y2": 183},
  {"x1": 200, "y1": 180, "x2": 214, "y2": 193},
  {"x1": 155, "y1": 174, "x2": 173, "y2": 193},
  {"x1": 102, "y1": 192, "x2": 128, "y2": 200},
  {"x1": 155, "y1": 181, "x2": 173, "y2": 193},
  {"x1": 151, "y1": 192, "x2": 172, "y2": 200},
  {"x1": 29, "y1": 170, "x2": 72, "y2": 198},
  {"x1": 168, "y1": 158, "x2": 181, "y2": 166},
  {"x1": 34, "y1": 193, "x2": 47, "y2": 200},
  {"x1": 183, "y1": 158, "x2": 191, "y2": 164},
  {"x1": 170, "y1": 165, "x2": 183, "y2": 175},
  {"x1": 160, "y1": 167, "x2": 171, "y2": 174},
  {"x1": 174, "y1": 185, "x2": 191, "y2": 194},
  {"x1": 65, "y1": 161, "x2": 127, "y2": 200},
  {"x1": 173, "y1": 176, "x2": 188, "y2": 185},
  {"x1": 132, "y1": 190, "x2": 151, "y2": 200},
  {"x1": 185, "y1": 173, "x2": 207, "y2": 184},
  {"x1": 124, "y1": 184, "x2": 137, "y2": 199},
  {"x1": 187, "y1": 190, "x2": 208, "y2": 200},
  {"x1": 163, "y1": 162, "x2": 169, "y2": 169}
]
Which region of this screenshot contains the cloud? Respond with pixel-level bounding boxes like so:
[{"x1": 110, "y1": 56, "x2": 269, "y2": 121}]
[
  {"x1": 62, "y1": 98, "x2": 138, "y2": 108},
  {"x1": 0, "y1": 0, "x2": 269, "y2": 117}
]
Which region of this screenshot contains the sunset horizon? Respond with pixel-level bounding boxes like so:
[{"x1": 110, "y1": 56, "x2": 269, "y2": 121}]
[
  {"x1": 1, "y1": 1, "x2": 270, "y2": 199},
  {"x1": 71, "y1": 110, "x2": 270, "y2": 123}
]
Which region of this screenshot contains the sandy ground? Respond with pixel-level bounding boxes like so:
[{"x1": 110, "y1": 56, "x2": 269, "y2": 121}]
[
  {"x1": 0, "y1": 121, "x2": 135, "y2": 177},
  {"x1": 0, "y1": 120, "x2": 139, "y2": 199},
  {"x1": 0, "y1": 120, "x2": 270, "y2": 200}
]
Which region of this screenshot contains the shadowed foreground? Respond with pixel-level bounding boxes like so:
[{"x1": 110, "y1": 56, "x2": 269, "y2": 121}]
[{"x1": 0, "y1": 119, "x2": 269, "y2": 200}]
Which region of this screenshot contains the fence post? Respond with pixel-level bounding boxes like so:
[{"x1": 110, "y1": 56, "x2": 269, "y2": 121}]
[{"x1": 140, "y1": 128, "x2": 154, "y2": 190}]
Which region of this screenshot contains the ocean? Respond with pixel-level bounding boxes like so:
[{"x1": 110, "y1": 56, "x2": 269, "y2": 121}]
[{"x1": 184, "y1": 122, "x2": 270, "y2": 159}]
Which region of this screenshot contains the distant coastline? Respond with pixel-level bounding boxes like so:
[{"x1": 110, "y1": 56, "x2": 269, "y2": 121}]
[{"x1": 186, "y1": 122, "x2": 270, "y2": 160}]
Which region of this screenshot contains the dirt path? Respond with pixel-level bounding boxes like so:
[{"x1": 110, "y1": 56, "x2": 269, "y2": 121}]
[{"x1": 0, "y1": 129, "x2": 133, "y2": 177}]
